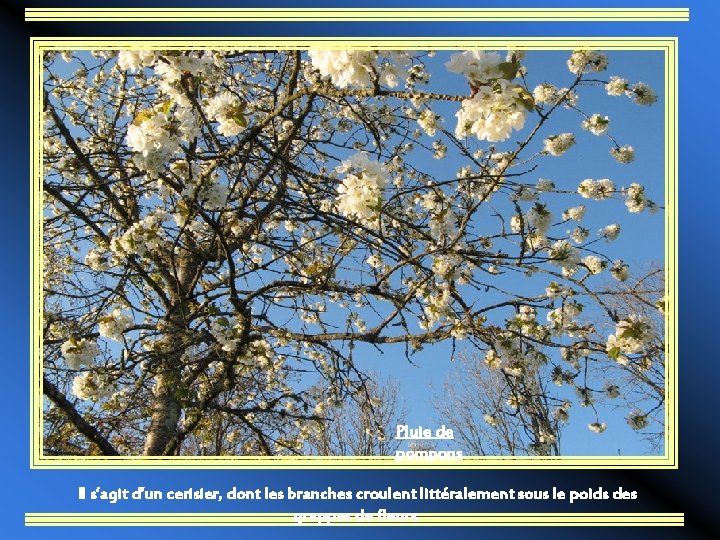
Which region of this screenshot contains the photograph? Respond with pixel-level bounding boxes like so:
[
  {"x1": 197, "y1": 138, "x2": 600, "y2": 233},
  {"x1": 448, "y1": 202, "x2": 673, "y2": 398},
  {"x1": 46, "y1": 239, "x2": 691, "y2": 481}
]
[{"x1": 40, "y1": 46, "x2": 668, "y2": 460}]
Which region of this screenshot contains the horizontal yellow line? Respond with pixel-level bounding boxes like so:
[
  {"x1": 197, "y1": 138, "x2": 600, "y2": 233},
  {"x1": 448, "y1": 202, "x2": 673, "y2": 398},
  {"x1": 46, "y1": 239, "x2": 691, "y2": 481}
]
[
  {"x1": 30, "y1": 37, "x2": 678, "y2": 43},
  {"x1": 24, "y1": 7, "x2": 690, "y2": 22},
  {"x1": 25, "y1": 512, "x2": 684, "y2": 527},
  {"x1": 31, "y1": 459, "x2": 674, "y2": 469},
  {"x1": 32, "y1": 453, "x2": 676, "y2": 469},
  {"x1": 25, "y1": 513, "x2": 684, "y2": 517}
]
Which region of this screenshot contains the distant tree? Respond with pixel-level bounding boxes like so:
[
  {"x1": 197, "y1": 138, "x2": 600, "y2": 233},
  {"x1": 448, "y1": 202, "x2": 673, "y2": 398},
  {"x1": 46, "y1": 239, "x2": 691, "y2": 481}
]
[
  {"x1": 307, "y1": 375, "x2": 405, "y2": 456},
  {"x1": 436, "y1": 352, "x2": 562, "y2": 456}
]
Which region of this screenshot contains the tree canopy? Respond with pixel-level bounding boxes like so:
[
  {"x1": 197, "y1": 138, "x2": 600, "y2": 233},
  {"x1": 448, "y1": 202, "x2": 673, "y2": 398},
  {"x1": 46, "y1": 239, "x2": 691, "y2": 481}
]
[{"x1": 42, "y1": 48, "x2": 665, "y2": 457}]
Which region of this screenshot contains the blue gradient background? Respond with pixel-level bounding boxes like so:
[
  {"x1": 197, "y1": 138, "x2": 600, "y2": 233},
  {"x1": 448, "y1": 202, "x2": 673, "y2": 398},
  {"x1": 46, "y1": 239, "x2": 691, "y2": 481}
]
[{"x1": 2, "y1": 0, "x2": 717, "y2": 538}]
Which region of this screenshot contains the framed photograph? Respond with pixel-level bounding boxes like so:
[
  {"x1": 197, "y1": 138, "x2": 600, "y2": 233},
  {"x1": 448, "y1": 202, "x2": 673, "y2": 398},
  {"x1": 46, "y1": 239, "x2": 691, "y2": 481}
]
[
  {"x1": 4, "y1": 1, "x2": 714, "y2": 537},
  {"x1": 35, "y1": 40, "x2": 674, "y2": 470}
]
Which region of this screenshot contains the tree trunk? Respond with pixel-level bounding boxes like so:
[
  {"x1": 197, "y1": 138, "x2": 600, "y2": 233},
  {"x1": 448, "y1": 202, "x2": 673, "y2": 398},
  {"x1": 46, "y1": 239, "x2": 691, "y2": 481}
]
[
  {"x1": 143, "y1": 371, "x2": 181, "y2": 455},
  {"x1": 143, "y1": 249, "x2": 198, "y2": 456}
]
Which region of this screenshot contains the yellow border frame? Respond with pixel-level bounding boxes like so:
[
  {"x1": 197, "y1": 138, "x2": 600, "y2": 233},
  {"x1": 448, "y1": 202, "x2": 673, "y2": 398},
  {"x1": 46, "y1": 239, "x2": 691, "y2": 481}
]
[
  {"x1": 31, "y1": 37, "x2": 678, "y2": 470},
  {"x1": 25, "y1": 512, "x2": 684, "y2": 527},
  {"x1": 25, "y1": 7, "x2": 690, "y2": 22}
]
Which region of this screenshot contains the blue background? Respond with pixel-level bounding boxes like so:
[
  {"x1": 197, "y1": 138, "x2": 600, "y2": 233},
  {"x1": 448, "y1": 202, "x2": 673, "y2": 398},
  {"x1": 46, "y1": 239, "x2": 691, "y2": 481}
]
[{"x1": 2, "y1": 0, "x2": 717, "y2": 538}]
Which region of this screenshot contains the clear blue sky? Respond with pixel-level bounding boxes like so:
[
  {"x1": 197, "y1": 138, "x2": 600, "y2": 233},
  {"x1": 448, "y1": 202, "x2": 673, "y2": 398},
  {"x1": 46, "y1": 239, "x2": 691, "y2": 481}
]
[{"x1": 352, "y1": 49, "x2": 665, "y2": 456}]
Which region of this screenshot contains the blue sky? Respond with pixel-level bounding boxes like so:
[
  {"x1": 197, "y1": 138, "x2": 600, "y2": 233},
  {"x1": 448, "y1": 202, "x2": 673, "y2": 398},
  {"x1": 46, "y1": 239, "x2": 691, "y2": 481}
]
[{"x1": 350, "y1": 49, "x2": 665, "y2": 456}]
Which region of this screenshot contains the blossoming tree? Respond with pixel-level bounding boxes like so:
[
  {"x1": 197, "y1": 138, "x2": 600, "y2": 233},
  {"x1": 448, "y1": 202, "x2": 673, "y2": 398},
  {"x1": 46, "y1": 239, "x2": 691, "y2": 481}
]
[{"x1": 42, "y1": 48, "x2": 664, "y2": 456}]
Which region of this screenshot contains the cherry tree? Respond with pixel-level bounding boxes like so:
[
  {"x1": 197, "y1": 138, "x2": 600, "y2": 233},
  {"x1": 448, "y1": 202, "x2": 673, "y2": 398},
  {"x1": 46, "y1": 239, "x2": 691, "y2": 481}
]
[{"x1": 42, "y1": 48, "x2": 664, "y2": 456}]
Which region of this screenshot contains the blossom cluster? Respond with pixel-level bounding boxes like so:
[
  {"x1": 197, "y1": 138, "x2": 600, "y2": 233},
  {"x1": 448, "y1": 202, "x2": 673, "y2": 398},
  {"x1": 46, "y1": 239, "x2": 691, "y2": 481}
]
[
  {"x1": 308, "y1": 50, "x2": 409, "y2": 89},
  {"x1": 610, "y1": 260, "x2": 630, "y2": 281},
  {"x1": 625, "y1": 183, "x2": 649, "y2": 213},
  {"x1": 336, "y1": 153, "x2": 390, "y2": 227},
  {"x1": 606, "y1": 76, "x2": 657, "y2": 105},
  {"x1": 205, "y1": 91, "x2": 247, "y2": 137},
  {"x1": 578, "y1": 178, "x2": 615, "y2": 200},
  {"x1": 606, "y1": 315, "x2": 654, "y2": 357},
  {"x1": 548, "y1": 240, "x2": 581, "y2": 276},
  {"x1": 110, "y1": 210, "x2": 170, "y2": 259},
  {"x1": 72, "y1": 371, "x2": 114, "y2": 401},
  {"x1": 610, "y1": 145, "x2": 635, "y2": 164},
  {"x1": 417, "y1": 109, "x2": 441, "y2": 136},
  {"x1": 455, "y1": 80, "x2": 528, "y2": 142},
  {"x1": 98, "y1": 309, "x2": 134, "y2": 341},
  {"x1": 116, "y1": 50, "x2": 157, "y2": 71},
  {"x1": 547, "y1": 302, "x2": 584, "y2": 336},
  {"x1": 567, "y1": 50, "x2": 609, "y2": 75},
  {"x1": 581, "y1": 114, "x2": 610, "y2": 136},
  {"x1": 445, "y1": 50, "x2": 506, "y2": 85},
  {"x1": 532, "y1": 83, "x2": 578, "y2": 108},
  {"x1": 61, "y1": 337, "x2": 100, "y2": 369},
  {"x1": 446, "y1": 51, "x2": 531, "y2": 142},
  {"x1": 209, "y1": 316, "x2": 242, "y2": 352},
  {"x1": 126, "y1": 107, "x2": 198, "y2": 175},
  {"x1": 544, "y1": 133, "x2": 575, "y2": 156}
]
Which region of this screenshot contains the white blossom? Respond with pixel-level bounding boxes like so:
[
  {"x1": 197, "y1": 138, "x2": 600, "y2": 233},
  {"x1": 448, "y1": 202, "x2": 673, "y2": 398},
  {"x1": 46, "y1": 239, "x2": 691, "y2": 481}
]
[
  {"x1": 627, "y1": 82, "x2": 657, "y2": 105},
  {"x1": 569, "y1": 227, "x2": 589, "y2": 244},
  {"x1": 544, "y1": 133, "x2": 575, "y2": 156},
  {"x1": 210, "y1": 317, "x2": 240, "y2": 352},
  {"x1": 581, "y1": 114, "x2": 610, "y2": 136},
  {"x1": 562, "y1": 205, "x2": 586, "y2": 222},
  {"x1": 610, "y1": 145, "x2": 635, "y2": 164},
  {"x1": 308, "y1": 50, "x2": 409, "y2": 89},
  {"x1": 554, "y1": 407, "x2": 570, "y2": 422},
  {"x1": 548, "y1": 240, "x2": 580, "y2": 272},
  {"x1": 445, "y1": 50, "x2": 504, "y2": 84},
  {"x1": 627, "y1": 411, "x2": 649, "y2": 430},
  {"x1": 126, "y1": 107, "x2": 196, "y2": 175},
  {"x1": 417, "y1": 109, "x2": 441, "y2": 136},
  {"x1": 599, "y1": 224, "x2": 621, "y2": 241},
  {"x1": 524, "y1": 232, "x2": 548, "y2": 251},
  {"x1": 525, "y1": 204, "x2": 552, "y2": 234},
  {"x1": 366, "y1": 254, "x2": 382, "y2": 268},
  {"x1": 85, "y1": 248, "x2": 112, "y2": 271},
  {"x1": 547, "y1": 301, "x2": 583, "y2": 336},
  {"x1": 72, "y1": 371, "x2": 114, "y2": 401},
  {"x1": 336, "y1": 153, "x2": 389, "y2": 227},
  {"x1": 578, "y1": 178, "x2": 615, "y2": 200},
  {"x1": 606, "y1": 315, "x2": 654, "y2": 355},
  {"x1": 61, "y1": 337, "x2": 100, "y2": 369},
  {"x1": 117, "y1": 50, "x2": 157, "y2": 71},
  {"x1": 536, "y1": 179, "x2": 555, "y2": 191},
  {"x1": 567, "y1": 50, "x2": 608, "y2": 75},
  {"x1": 625, "y1": 183, "x2": 648, "y2": 213},
  {"x1": 545, "y1": 281, "x2": 569, "y2": 299},
  {"x1": 582, "y1": 255, "x2": 605, "y2": 275},
  {"x1": 455, "y1": 80, "x2": 528, "y2": 142},
  {"x1": 98, "y1": 309, "x2": 134, "y2": 341},
  {"x1": 605, "y1": 76, "x2": 628, "y2": 96},
  {"x1": 205, "y1": 91, "x2": 246, "y2": 136},
  {"x1": 533, "y1": 83, "x2": 557, "y2": 103},
  {"x1": 610, "y1": 260, "x2": 630, "y2": 281}
]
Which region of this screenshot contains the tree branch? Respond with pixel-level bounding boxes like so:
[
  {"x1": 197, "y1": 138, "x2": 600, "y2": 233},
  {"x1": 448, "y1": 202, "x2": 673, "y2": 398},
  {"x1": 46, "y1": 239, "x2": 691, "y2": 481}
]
[{"x1": 42, "y1": 376, "x2": 119, "y2": 456}]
